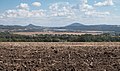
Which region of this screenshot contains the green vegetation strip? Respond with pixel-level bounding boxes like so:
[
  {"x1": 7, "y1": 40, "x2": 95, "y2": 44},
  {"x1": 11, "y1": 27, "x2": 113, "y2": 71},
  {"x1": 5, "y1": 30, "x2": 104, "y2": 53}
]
[{"x1": 0, "y1": 32, "x2": 119, "y2": 42}]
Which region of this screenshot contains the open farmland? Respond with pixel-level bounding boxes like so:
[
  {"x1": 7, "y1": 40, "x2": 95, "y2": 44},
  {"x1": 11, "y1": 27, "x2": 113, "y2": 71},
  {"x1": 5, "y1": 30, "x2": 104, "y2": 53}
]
[
  {"x1": 0, "y1": 42, "x2": 120, "y2": 71},
  {"x1": 13, "y1": 32, "x2": 102, "y2": 35}
]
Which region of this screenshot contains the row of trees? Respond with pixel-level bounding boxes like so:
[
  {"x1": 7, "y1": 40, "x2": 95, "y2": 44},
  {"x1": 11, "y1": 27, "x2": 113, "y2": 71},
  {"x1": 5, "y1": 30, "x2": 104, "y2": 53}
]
[{"x1": 0, "y1": 32, "x2": 119, "y2": 42}]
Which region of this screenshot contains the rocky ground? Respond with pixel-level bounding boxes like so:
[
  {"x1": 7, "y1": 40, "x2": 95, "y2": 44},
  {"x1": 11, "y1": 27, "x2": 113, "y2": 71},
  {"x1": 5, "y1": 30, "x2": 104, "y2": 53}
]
[{"x1": 0, "y1": 42, "x2": 120, "y2": 71}]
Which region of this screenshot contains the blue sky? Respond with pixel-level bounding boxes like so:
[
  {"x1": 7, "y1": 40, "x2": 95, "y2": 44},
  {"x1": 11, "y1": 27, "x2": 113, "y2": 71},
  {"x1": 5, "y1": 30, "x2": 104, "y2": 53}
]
[{"x1": 0, "y1": 0, "x2": 120, "y2": 27}]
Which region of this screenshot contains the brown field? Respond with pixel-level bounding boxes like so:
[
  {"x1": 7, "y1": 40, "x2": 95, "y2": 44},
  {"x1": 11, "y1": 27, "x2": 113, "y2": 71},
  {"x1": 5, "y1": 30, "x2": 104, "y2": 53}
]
[
  {"x1": 0, "y1": 42, "x2": 120, "y2": 71},
  {"x1": 13, "y1": 32, "x2": 102, "y2": 35}
]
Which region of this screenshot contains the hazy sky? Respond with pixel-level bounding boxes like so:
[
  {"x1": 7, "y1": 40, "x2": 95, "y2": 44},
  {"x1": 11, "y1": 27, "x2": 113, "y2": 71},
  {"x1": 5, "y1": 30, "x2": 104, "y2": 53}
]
[{"x1": 0, "y1": 0, "x2": 120, "y2": 26}]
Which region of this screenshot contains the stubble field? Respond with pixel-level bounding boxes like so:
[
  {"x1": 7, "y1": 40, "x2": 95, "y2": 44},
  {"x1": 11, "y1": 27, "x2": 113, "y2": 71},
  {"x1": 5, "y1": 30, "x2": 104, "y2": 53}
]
[
  {"x1": 13, "y1": 32, "x2": 102, "y2": 35},
  {"x1": 0, "y1": 42, "x2": 120, "y2": 71}
]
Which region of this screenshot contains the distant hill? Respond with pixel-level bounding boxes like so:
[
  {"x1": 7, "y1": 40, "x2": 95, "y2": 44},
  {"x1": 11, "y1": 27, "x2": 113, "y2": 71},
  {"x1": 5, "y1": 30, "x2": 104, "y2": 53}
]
[
  {"x1": 65, "y1": 23, "x2": 84, "y2": 27},
  {"x1": 25, "y1": 24, "x2": 43, "y2": 29},
  {"x1": 63, "y1": 23, "x2": 120, "y2": 32},
  {"x1": 0, "y1": 23, "x2": 119, "y2": 32},
  {"x1": 64, "y1": 23, "x2": 86, "y2": 31},
  {"x1": 0, "y1": 24, "x2": 44, "y2": 32},
  {"x1": 26, "y1": 24, "x2": 37, "y2": 28}
]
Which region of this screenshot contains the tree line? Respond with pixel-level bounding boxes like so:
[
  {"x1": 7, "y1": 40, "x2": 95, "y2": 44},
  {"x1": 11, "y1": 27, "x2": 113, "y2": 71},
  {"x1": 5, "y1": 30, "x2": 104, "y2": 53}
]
[{"x1": 0, "y1": 32, "x2": 119, "y2": 42}]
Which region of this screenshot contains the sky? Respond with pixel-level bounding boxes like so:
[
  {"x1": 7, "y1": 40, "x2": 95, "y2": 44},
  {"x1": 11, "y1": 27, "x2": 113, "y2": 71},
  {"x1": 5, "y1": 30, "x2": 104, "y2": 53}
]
[{"x1": 0, "y1": 0, "x2": 120, "y2": 27}]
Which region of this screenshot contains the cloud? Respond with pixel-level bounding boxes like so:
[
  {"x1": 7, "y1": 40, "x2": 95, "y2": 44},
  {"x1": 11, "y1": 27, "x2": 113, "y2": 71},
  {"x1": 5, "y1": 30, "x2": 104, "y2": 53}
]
[
  {"x1": 1, "y1": 9, "x2": 46, "y2": 18},
  {"x1": 0, "y1": 1, "x2": 113, "y2": 19},
  {"x1": 0, "y1": 2, "x2": 46, "y2": 18},
  {"x1": 0, "y1": 16, "x2": 3, "y2": 19},
  {"x1": 85, "y1": 11, "x2": 110, "y2": 17},
  {"x1": 80, "y1": 0, "x2": 94, "y2": 12},
  {"x1": 1, "y1": 2, "x2": 76, "y2": 18},
  {"x1": 94, "y1": 0, "x2": 114, "y2": 7},
  {"x1": 80, "y1": 0, "x2": 111, "y2": 17},
  {"x1": 0, "y1": 0, "x2": 116, "y2": 26},
  {"x1": 31, "y1": 10, "x2": 46, "y2": 17},
  {"x1": 16, "y1": 3, "x2": 29, "y2": 10},
  {"x1": 81, "y1": 3, "x2": 94, "y2": 12},
  {"x1": 32, "y1": 2, "x2": 41, "y2": 7},
  {"x1": 49, "y1": 2, "x2": 75, "y2": 18}
]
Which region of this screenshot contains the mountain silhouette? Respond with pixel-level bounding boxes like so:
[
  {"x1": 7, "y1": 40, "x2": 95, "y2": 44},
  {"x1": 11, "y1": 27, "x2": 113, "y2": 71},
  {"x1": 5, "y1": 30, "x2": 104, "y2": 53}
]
[{"x1": 66, "y1": 23, "x2": 84, "y2": 27}]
